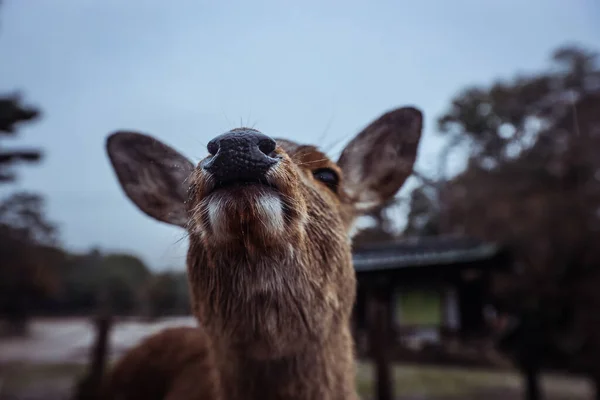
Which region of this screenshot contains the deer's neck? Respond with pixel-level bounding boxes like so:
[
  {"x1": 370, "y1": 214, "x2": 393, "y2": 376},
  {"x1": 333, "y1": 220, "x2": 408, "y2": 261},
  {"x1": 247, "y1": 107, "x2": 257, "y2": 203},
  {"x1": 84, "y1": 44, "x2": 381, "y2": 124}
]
[
  {"x1": 214, "y1": 325, "x2": 357, "y2": 400},
  {"x1": 188, "y1": 239, "x2": 358, "y2": 399}
]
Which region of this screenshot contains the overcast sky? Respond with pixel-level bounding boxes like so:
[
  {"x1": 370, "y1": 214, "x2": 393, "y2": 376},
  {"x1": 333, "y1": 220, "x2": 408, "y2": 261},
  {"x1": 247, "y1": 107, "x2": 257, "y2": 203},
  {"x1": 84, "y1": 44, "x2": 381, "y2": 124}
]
[{"x1": 1, "y1": 0, "x2": 598, "y2": 270}]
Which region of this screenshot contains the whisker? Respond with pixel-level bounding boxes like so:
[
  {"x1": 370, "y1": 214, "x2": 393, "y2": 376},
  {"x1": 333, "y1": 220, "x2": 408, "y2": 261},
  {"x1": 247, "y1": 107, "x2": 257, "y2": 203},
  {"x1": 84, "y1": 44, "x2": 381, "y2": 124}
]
[
  {"x1": 297, "y1": 158, "x2": 330, "y2": 166},
  {"x1": 174, "y1": 232, "x2": 189, "y2": 245},
  {"x1": 317, "y1": 108, "x2": 336, "y2": 145},
  {"x1": 291, "y1": 149, "x2": 317, "y2": 162},
  {"x1": 220, "y1": 108, "x2": 233, "y2": 131},
  {"x1": 323, "y1": 134, "x2": 350, "y2": 154}
]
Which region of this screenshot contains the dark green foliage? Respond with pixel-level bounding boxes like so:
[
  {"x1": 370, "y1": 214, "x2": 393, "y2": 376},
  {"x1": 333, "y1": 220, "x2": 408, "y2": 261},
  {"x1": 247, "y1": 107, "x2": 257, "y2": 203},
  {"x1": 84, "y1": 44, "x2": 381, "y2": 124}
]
[
  {"x1": 22, "y1": 247, "x2": 190, "y2": 318},
  {"x1": 142, "y1": 271, "x2": 191, "y2": 318}
]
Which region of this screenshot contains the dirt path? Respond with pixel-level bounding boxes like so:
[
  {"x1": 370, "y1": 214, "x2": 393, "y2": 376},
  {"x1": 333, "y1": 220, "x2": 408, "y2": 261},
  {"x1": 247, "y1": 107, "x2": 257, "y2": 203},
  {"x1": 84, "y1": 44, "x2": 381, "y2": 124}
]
[
  {"x1": 0, "y1": 317, "x2": 196, "y2": 364},
  {"x1": 0, "y1": 318, "x2": 594, "y2": 399}
]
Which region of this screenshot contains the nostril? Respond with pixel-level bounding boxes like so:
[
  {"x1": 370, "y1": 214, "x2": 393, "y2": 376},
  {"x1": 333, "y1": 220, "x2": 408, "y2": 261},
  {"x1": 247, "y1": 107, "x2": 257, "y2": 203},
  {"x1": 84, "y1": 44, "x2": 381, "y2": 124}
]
[
  {"x1": 258, "y1": 138, "x2": 276, "y2": 156},
  {"x1": 203, "y1": 130, "x2": 278, "y2": 182},
  {"x1": 207, "y1": 140, "x2": 219, "y2": 156}
]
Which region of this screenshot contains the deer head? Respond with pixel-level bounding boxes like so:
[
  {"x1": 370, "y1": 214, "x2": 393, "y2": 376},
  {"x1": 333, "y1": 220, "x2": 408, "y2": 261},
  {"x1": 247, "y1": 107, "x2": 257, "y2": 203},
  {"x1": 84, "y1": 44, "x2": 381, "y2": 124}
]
[{"x1": 106, "y1": 107, "x2": 422, "y2": 360}]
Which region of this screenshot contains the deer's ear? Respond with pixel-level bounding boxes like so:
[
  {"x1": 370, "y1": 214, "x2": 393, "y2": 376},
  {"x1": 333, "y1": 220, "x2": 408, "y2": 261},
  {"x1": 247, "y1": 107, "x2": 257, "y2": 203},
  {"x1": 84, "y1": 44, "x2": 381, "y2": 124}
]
[
  {"x1": 337, "y1": 107, "x2": 423, "y2": 212},
  {"x1": 106, "y1": 131, "x2": 195, "y2": 228}
]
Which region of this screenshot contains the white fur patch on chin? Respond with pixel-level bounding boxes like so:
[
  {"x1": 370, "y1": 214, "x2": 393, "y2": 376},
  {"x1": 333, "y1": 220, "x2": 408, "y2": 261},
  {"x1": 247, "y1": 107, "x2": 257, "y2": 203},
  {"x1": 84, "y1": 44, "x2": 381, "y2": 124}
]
[
  {"x1": 255, "y1": 193, "x2": 285, "y2": 233},
  {"x1": 207, "y1": 195, "x2": 229, "y2": 240},
  {"x1": 207, "y1": 192, "x2": 285, "y2": 240}
]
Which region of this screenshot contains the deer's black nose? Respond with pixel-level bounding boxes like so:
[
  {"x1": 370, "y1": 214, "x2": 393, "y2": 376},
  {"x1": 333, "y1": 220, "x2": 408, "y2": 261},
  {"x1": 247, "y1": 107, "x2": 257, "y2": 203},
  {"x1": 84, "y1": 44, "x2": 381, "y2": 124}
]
[{"x1": 203, "y1": 129, "x2": 278, "y2": 183}]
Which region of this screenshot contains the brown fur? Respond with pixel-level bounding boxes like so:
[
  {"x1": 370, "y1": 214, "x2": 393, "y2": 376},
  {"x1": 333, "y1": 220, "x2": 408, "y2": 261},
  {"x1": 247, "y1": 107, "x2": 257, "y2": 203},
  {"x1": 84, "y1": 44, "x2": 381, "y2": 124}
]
[
  {"x1": 103, "y1": 106, "x2": 423, "y2": 399},
  {"x1": 101, "y1": 327, "x2": 219, "y2": 400}
]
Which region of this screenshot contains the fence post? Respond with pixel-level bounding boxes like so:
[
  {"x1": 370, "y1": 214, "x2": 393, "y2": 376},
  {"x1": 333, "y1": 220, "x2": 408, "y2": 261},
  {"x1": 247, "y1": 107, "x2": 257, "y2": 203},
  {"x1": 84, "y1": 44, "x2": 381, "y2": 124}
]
[{"x1": 72, "y1": 311, "x2": 113, "y2": 400}]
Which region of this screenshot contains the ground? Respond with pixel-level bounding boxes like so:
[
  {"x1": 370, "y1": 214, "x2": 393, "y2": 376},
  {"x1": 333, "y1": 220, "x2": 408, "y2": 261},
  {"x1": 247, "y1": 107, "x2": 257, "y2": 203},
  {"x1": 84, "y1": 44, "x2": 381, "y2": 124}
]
[
  {"x1": 355, "y1": 363, "x2": 592, "y2": 399},
  {"x1": 0, "y1": 317, "x2": 594, "y2": 400}
]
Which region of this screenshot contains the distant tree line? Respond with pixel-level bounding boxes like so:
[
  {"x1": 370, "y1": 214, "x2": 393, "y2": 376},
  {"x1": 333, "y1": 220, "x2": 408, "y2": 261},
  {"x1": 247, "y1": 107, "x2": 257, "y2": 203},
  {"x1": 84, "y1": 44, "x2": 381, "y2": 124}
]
[
  {"x1": 29, "y1": 248, "x2": 191, "y2": 319},
  {"x1": 0, "y1": 75, "x2": 190, "y2": 337},
  {"x1": 0, "y1": 190, "x2": 191, "y2": 334},
  {"x1": 0, "y1": 230, "x2": 192, "y2": 333}
]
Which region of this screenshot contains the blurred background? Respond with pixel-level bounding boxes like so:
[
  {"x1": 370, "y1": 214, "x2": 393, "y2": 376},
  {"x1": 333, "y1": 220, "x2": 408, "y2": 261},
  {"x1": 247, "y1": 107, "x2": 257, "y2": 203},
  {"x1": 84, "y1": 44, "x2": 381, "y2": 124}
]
[{"x1": 0, "y1": 1, "x2": 599, "y2": 399}]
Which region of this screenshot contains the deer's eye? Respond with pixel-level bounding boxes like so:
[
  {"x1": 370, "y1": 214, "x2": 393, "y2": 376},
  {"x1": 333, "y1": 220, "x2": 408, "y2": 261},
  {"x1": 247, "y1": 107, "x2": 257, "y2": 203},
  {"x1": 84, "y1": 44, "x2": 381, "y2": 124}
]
[{"x1": 313, "y1": 168, "x2": 339, "y2": 192}]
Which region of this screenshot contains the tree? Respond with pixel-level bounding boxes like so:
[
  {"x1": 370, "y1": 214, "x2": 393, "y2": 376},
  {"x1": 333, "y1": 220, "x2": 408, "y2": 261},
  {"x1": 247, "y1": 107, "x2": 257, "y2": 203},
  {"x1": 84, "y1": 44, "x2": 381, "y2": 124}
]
[
  {"x1": 429, "y1": 45, "x2": 600, "y2": 398},
  {"x1": 0, "y1": 28, "x2": 57, "y2": 333},
  {"x1": 0, "y1": 191, "x2": 63, "y2": 335},
  {"x1": 0, "y1": 191, "x2": 58, "y2": 245},
  {"x1": 0, "y1": 94, "x2": 43, "y2": 182},
  {"x1": 0, "y1": 98, "x2": 54, "y2": 334},
  {"x1": 0, "y1": 0, "x2": 43, "y2": 182},
  {"x1": 403, "y1": 176, "x2": 441, "y2": 237},
  {"x1": 437, "y1": 45, "x2": 599, "y2": 175}
]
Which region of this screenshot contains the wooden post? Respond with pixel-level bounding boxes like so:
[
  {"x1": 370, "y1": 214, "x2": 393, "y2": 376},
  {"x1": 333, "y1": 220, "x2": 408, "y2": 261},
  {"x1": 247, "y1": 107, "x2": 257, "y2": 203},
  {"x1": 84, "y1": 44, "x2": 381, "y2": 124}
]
[
  {"x1": 441, "y1": 287, "x2": 459, "y2": 331},
  {"x1": 90, "y1": 314, "x2": 112, "y2": 383},
  {"x1": 368, "y1": 282, "x2": 393, "y2": 400},
  {"x1": 509, "y1": 312, "x2": 544, "y2": 400},
  {"x1": 522, "y1": 366, "x2": 540, "y2": 400},
  {"x1": 72, "y1": 313, "x2": 113, "y2": 400},
  {"x1": 72, "y1": 286, "x2": 113, "y2": 400}
]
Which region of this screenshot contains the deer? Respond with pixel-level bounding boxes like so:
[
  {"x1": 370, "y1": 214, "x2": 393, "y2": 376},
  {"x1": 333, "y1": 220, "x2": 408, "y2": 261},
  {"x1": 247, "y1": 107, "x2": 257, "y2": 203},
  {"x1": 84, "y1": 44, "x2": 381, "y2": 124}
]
[{"x1": 102, "y1": 106, "x2": 423, "y2": 400}]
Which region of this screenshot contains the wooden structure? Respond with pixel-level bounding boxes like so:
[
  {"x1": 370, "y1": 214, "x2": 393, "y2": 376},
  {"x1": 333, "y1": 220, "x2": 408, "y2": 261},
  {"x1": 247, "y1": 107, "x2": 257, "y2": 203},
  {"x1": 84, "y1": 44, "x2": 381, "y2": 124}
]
[{"x1": 351, "y1": 235, "x2": 512, "y2": 400}]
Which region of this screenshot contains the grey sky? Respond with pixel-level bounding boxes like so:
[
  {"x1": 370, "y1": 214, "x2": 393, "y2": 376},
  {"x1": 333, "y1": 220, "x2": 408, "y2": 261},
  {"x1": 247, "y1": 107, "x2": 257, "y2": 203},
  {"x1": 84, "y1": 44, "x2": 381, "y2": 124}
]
[{"x1": 1, "y1": 0, "x2": 598, "y2": 270}]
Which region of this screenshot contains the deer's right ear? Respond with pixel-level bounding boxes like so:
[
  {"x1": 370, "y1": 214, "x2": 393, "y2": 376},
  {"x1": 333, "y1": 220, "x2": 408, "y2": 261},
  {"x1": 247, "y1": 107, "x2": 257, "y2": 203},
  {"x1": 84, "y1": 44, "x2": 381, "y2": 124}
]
[{"x1": 106, "y1": 131, "x2": 195, "y2": 228}]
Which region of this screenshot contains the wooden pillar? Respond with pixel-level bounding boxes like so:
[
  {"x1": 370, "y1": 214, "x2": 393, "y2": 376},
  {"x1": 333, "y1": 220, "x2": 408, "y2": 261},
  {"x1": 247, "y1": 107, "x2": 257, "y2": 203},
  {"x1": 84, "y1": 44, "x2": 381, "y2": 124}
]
[
  {"x1": 457, "y1": 272, "x2": 486, "y2": 339},
  {"x1": 440, "y1": 286, "x2": 459, "y2": 334},
  {"x1": 367, "y1": 281, "x2": 393, "y2": 400},
  {"x1": 514, "y1": 312, "x2": 544, "y2": 400}
]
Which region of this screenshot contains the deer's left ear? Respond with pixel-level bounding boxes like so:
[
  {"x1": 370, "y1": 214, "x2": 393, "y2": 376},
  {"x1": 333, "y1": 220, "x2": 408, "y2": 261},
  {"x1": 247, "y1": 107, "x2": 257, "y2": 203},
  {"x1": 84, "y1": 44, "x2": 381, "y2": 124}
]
[{"x1": 337, "y1": 107, "x2": 423, "y2": 212}]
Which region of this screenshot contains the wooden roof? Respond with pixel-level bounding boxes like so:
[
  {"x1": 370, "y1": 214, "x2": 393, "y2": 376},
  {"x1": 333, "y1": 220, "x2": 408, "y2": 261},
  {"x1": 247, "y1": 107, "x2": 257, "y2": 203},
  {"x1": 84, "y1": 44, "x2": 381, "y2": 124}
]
[{"x1": 352, "y1": 236, "x2": 502, "y2": 273}]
